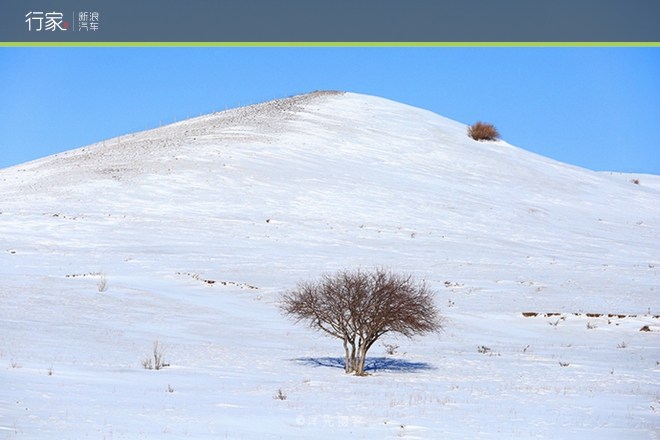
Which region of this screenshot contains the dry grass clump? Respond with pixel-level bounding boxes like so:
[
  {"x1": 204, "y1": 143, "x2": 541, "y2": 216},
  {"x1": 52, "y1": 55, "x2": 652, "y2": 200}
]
[
  {"x1": 142, "y1": 340, "x2": 168, "y2": 370},
  {"x1": 97, "y1": 272, "x2": 107, "y2": 292},
  {"x1": 468, "y1": 122, "x2": 500, "y2": 141}
]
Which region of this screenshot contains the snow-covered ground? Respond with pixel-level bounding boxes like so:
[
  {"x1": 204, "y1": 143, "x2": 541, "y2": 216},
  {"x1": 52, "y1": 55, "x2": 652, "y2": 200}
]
[{"x1": 1, "y1": 91, "x2": 658, "y2": 439}]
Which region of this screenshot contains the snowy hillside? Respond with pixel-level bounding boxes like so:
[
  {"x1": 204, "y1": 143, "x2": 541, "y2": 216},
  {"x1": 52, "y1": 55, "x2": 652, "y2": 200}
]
[{"x1": 1, "y1": 91, "x2": 658, "y2": 438}]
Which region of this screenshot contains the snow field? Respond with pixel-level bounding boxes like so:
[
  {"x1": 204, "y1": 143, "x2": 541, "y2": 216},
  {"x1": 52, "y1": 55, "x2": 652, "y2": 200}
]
[{"x1": 1, "y1": 91, "x2": 658, "y2": 438}]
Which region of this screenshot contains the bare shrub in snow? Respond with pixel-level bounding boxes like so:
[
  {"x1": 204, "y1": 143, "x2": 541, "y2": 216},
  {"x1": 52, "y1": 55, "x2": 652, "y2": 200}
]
[
  {"x1": 477, "y1": 345, "x2": 500, "y2": 356},
  {"x1": 97, "y1": 272, "x2": 107, "y2": 292},
  {"x1": 278, "y1": 268, "x2": 442, "y2": 376},
  {"x1": 274, "y1": 388, "x2": 287, "y2": 400},
  {"x1": 383, "y1": 343, "x2": 400, "y2": 356},
  {"x1": 548, "y1": 317, "x2": 565, "y2": 327},
  {"x1": 141, "y1": 357, "x2": 153, "y2": 370},
  {"x1": 142, "y1": 340, "x2": 168, "y2": 370},
  {"x1": 467, "y1": 122, "x2": 500, "y2": 141}
]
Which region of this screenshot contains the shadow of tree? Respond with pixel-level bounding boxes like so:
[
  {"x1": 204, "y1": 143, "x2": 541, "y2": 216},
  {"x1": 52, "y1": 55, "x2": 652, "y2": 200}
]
[{"x1": 295, "y1": 357, "x2": 435, "y2": 372}]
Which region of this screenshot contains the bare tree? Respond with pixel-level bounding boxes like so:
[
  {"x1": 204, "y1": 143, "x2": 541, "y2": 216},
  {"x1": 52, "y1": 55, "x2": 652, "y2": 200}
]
[{"x1": 278, "y1": 268, "x2": 442, "y2": 376}]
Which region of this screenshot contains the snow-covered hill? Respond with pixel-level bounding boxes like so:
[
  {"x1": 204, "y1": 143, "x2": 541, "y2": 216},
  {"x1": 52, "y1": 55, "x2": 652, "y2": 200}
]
[{"x1": 1, "y1": 91, "x2": 658, "y2": 438}]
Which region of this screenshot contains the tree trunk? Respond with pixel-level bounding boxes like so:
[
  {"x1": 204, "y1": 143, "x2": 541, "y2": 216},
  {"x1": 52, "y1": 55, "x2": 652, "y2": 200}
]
[
  {"x1": 355, "y1": 338, "x2": 377, "y2": 376},
  {"x1": 356, "y1": 345, "x2": 368, "y2": 375},
  {"x1": 353, "y1": 336, "x2": 365, "y2": 376},
  {"x1": 343, "y1": 337, "x2": 351, "y2": 373},
  {"x1": 343, "y1": 336, "x2": 358, "y2": 373},
  {"x1": 349, "y1": 341, "x2": 357, "y2": 373}
]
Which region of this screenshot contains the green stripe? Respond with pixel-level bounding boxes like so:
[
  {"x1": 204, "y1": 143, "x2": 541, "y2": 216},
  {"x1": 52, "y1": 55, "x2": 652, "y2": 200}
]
[{"x1": 2, "y1": 41, "x2": 660, "y2": 47}]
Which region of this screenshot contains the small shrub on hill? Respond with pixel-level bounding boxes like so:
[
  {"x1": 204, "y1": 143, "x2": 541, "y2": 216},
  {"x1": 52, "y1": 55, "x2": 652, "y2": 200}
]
[
  {"x1": 142, "y1": 340, "x2": 168, "y2": 370},
  {"x1": 468, "y1": 122, "x2": 500, "y2": 141},
  {"x1": 97, "y1": 272, "x2": 107, "y2": 292}
]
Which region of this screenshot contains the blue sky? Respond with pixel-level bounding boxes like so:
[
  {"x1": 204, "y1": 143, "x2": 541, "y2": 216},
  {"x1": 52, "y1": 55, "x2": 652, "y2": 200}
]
[{"x1": 1, "y1": 47, "x2": 658, "y2": 174}]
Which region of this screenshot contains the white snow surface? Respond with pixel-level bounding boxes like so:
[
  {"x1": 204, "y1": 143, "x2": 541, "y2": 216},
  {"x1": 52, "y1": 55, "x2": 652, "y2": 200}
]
[{"x1": 1, "y1": 91, "x2": 659, "y2": 439}]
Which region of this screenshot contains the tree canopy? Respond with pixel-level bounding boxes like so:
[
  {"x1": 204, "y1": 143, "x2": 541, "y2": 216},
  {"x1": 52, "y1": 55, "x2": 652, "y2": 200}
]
[{"x1": 278, "y1": 268, "x2": 442, "y2": 376}]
